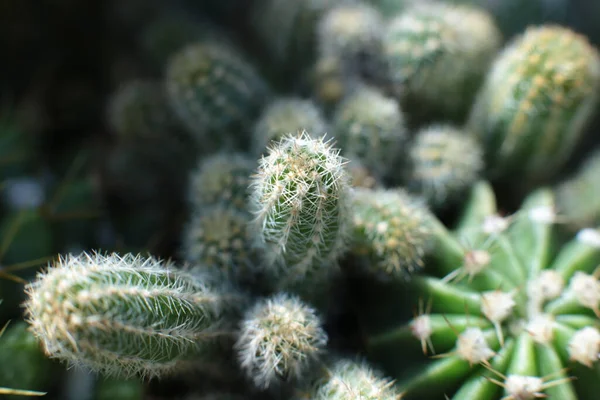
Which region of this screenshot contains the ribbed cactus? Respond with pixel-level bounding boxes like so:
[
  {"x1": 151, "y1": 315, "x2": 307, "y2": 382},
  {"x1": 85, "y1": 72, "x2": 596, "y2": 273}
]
[
  {"x1": 187, "y1": 152, "x2": 254, "y2": 211},
  {"x1": 299, "y1": 358, "x2": 403, "y2": 399},
  {"x1": 363, "y1": 181, "x2": 600, "y2": 399},
  {"x1": 350, "y1": 188, "x2": 432, "y2": 280},
  {"x1": 468, "y1": 25, "x2": 600, "y2": 182},
  {"x1": 166, "y1": 41, "x2": 271, "y2": 150},
  {"x1": 24, "y1": 252, "x2": 240, "y2": 378},
  {"x1": 107, "y1": 80, "x2": 184, "y2": 142},
  {"x1": 252, "y1": 98, "x2": 328, "y2": 156},
  {"x1": 382, "y1": 2, "x2": 501, "y2": 123},
  {"x1": 317, "y1": 3, "x2": 384, "y2": 77},
  {"x1": 249, "y1": 132, "x2": 351, "y2": 285},
  {"x1": 182, "y1": 205, "x2": 256, "y2": 284},
  {"x1": 554, "y1": 148, "x2": 600, "y2": 230},
  {"x1": 406, "y1": 124, "x2": 483, "y2": 209},
  {"x1": 235, "y1": 293, "x2": 328, "y2": 389},
  {"x1": 331, "y1": 85, "x2": 407, "y2": 180}
]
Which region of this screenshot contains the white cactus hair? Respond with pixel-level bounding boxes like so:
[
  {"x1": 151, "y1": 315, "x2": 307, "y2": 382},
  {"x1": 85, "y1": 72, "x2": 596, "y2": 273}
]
[
  {"x1": 234, "y1": 292, "x2": 328, "y2": 389},
  {"x1": 23, "y1": 251, "x2": 232, "y2": 379}
]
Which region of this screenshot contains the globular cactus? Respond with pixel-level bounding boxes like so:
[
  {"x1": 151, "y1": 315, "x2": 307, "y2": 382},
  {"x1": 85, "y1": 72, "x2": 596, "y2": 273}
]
[
  {"x1": 235, "y1": 293, "x2": 328, "y2": 389},
  {"x1": 317, "y1": 3, "x2": 384, "y2": 77},
  {"x1": 166, "y1": 41, "x2": 271, "y2": 150},
  {"x1": 252, "y1": 98, "x2": 328, "y2": 157},
  {"x1": 182, "y1": 205, "x2": 257, "y2": 285},
  {"x1": 249, "y1": 132, "x2": 351, "y2": 285},
  {"x1": 382, "y1": 2, "x2": 502, "y2": 123},
  {"x1": 350, "y1": 188, "x2": 432, "y2": 280},
  {"x1": 23, "y1": 252, "x2": 241, "y2": 379},
  {"x1": 553, "y1": 148, "x2": 600, "y2": 230},
  {"x1": 187, "y1": 152, "x2": 255, "y2": 211},
  {"x1": 363, "y1": 181, "x2": 600, "y2": 399},
  {"x1": 0, "y1": 321, "x2": 54, "y2": 399},
  {"x1": 405, "y1": 125, "x2": 483, "y2": 209},
  {"x1": 298, "y1": 358, "x2": 403, "y2": 399},
  {"x1": 309, "y1": 55, "x2": 359, "y2": 113},
  {"x1": 468, "y1": 25, "x2": 600, "y2": 183},
  {"x1": 107, "y1": 80, "x2": 185, "y2": 143},
  {"x1": 331, "y1": 85, "x2": 407, "y2": 180}
]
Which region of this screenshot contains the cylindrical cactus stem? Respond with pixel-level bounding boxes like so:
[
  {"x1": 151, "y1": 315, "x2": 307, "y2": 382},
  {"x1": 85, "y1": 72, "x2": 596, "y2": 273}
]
[
  {"x1": 406, "y1": 124, "x2": 484, "y2": 209},
  {"x1": 468, "y1": 25, "x2": 600, "y2": 183},
  {"x1": 331, "y1": 85, "x2": 407, "y2": 181},
  {"x1": 317, "y1": 3, "x2": 384, "y2": 78},
  {"x1": 382, "y1": 2, "x2": 502, "y2": 124},
  {"x1": 235, "y1": 293, "x2": 328, "y2": 390},
  {"x1": 187, "y1": 152, "x2": 255, "y2": 211},
  {"x1": 23, "y1": 251, "x2": 243, "y2": 379},
  {"x1": 248, "y1": 131, "x2": 351, "y2": 285},
  {"x1": 182, "y1": 205, "x2": 258, "y2": 286},
  {"x1": 166, "y1": 41, "x2": 271, "y2": 151},
  {"x1": 252, "y1": 98, "x2": 328, "y2": 157},
  {"x1": 350, "y1": 188, "x2": 433, "y2": 280}
]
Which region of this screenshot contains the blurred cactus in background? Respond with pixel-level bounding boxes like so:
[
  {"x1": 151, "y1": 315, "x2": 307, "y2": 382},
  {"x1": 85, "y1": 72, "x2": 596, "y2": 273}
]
[{"x1": 2, "y1": 0, "x2": 600, "y2": 399}]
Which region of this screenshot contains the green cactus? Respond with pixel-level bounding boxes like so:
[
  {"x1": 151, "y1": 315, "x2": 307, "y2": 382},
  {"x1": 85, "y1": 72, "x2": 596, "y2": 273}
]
[
  {"x1": 235, "y1": 292, "x2": 328, "y2": 389},
  {"x1": 165, "y1": 41, "x2": 271, "y2": 151},
  {"x1": 382, "y1": 2, "x2": 502, "y2": 123},
  {"x1": 468, "y1": 25, "x2": 600, "y2": 183},
  {"x1": 331, "y1": 85, "x2": 407, "y2": 180},
  {"x1": 405, "y1": 124, "x2": 484, "y2": 209},
  {"x1": 252, "y1": 98, "x2": 328, "y2": 157},
  {"x1": 249, "y1": 132, "x2": 351, "y2": 286},
  {"x1": 350, "y1": 188, "x2": 432, "y2": 281},
  {"x1": 362, "y1": 181, "x2": 600, "y2": 400},
  {"x1": 187, "y1": 152, "x2": 254, "y2": 211},
  {"x1": 0, "y1": 321, "x2": 54, "y2": 399},
  {"x1": 317, "y1": 3, "x2": 384, "y2": 77},
  {"x1": 554, "y1": 148, "x2": 600, "y2": 230},
  {"x1": 182, "y1": 205, "x2": 257, "y2": 285},
  {"x1": 23, "y1": 252, "x2": 242, "y2": 379}
]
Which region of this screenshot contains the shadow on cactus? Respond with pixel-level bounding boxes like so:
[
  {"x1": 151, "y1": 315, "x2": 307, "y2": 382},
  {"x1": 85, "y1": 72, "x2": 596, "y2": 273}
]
[{"x1": 360, "y1": 181, "x2": 600, "y2": 400}]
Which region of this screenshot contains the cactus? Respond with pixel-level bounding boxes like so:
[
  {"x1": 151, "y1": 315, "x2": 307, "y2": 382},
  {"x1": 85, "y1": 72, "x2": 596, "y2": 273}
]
[
  {"x1": 252, "y1": 98, "x2": 328, "y2": 157},
  {"x1": 248, "y1": 132, "x2": 351, "y2": 285},
  {"x1": 382, "y1": 2, "x2": 502, "y2": 123},
  {"x1": 309, "y1": 55, "x2": 359, "y2": 113},
  {"x1": 553, "y1": 148, "x2": 600, "y2": 230},
  {"x1": 298, "y1": 358, "x2": 403, "y2": 399},
  {"x1": 182, "y1": 205, "x2": 257, "y2": 285},
  {"x1": 405, "y1": 124, "x2": 483, "y2": 209},
  {"x1": 0, "y1": 321, "x2": 54, "y2": 399},
  {"x1": 350, "y1": 188, "x2": 432, "y2": 280},
  {"x1": 23, "y1": 252, "x2": 241, "y2": 379},
  {"x1": 187, "y1": 152, "x2": 255, "y2": 211},
  {"x1": 235, "y1": 293, "x2": 328, "y2": 389},
  {"x1": 362, "y1": 181, "x2": 600, "y2": 399},
  {"x1": 331, "y1": 85, "x2": 407, "y2": 180},
  {"x1": 107, "y1": 80, "x2": 186, "y2": 144},
  {"x1": 317, "y1": 3, "x2": 384, "y2": 77},
  {"x1": 166, "y1": 41, "x2": 271, "y2": 150},
  {"x1": 468, "y1": 25, "x2": 600, "y2": 183}
]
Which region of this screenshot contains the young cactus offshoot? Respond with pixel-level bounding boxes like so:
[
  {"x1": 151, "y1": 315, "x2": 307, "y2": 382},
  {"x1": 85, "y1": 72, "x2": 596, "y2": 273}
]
[
  {"x1": 23, "y1": 252, "x2": 241, "y2": 379},
  {"x1": 364, "y1": 181, "x2": 600, "y2": 399},
  {"x1": 249, "y1": 131, "x2": 351, "y2": 286}
]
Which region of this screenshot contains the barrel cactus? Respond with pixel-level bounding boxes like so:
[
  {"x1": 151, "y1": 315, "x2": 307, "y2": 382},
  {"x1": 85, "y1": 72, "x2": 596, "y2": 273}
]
[
  {"x1": 468, "y1": 25, "x2": 600, "y2": 183},
  {"x1": 362, "y1": 181, "x2": 600, "y2": 399}
]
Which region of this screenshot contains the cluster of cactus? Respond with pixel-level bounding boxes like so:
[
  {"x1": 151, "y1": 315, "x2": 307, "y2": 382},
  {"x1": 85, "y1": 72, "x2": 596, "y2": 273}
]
[{"x1": 5, "y1": 0, "x2": 600, "y2": 399}]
